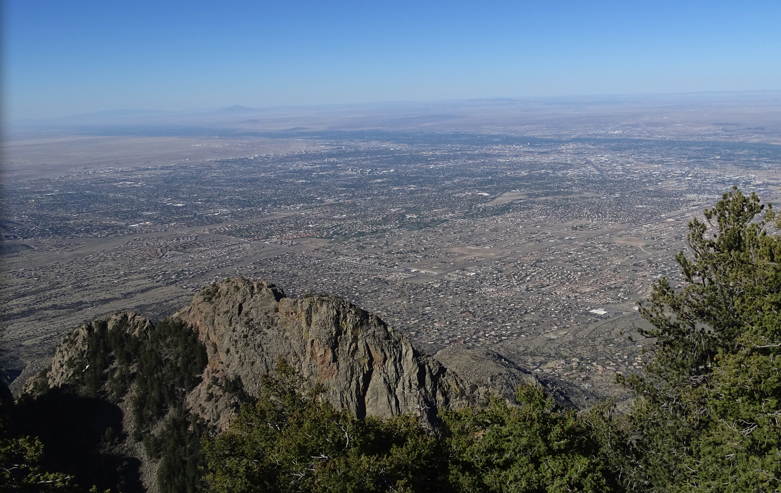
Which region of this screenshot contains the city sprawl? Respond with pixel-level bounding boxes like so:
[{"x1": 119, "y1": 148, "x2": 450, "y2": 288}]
[{"x1": 3, "y1": 127, "x2": 780, "y2": 401}]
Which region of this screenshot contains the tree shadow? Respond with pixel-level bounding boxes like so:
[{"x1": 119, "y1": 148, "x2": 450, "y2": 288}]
[{"x1": 13, "y1": 388, "x2": 144, "y2": 493}]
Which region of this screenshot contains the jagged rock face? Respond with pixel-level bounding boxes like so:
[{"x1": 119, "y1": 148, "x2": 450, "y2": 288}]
[
  {"x1": 38, "y1": 312, "x2": 152, "y2": 391},
  {"x1": 28, "y1": 277, "x2": 549, "y2": 431},
  {"x1": 22, "y1": 279, "x2": 553, "y2": 493},
  {"x1": 175, "y1": 278, "x2": 471, "y2": 424}
]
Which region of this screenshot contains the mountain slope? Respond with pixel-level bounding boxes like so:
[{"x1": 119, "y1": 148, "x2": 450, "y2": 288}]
[{"x1": 22, "y1": 277, "x2": 545, "y2": 491}]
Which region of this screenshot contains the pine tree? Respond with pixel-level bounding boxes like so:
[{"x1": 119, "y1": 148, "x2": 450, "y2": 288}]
[{"x1": 624, "y1": 187, "x2": 781, "y2": 491}]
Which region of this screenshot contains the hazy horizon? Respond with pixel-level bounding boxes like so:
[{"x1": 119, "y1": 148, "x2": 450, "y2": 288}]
[
  {"x1": 7, "y1": 90, "x2": 781, "y2": 140},
  {"x1": 6, "y1": 1, "x2": 781, "y2": 123},
  {"x1": 16, "y1": 88, "x2": 781, "y2": 118}
]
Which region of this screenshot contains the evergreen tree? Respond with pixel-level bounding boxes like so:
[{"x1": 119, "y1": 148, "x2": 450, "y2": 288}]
[
  {"x1": 443, "y1": 384, "x2": 620, "y2": 493},
  {"x1": 202, "y1": 362, "x2": 448, "y2": 493},
  {"x1": 623, "y1": 187, "x2": 781, "y2": 491}
]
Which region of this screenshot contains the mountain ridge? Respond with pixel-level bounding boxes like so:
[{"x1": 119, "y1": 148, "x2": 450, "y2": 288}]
[
  {"x1": 21, "y1": 277, "x2": 552, "y2": 492},
  {"x1": 34, "y1": 277, "x2": 551, "y2": 426}
]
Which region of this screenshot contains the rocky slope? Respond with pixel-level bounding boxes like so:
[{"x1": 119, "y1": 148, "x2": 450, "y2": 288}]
[
  {"x1": 23, "y1": 277, "x2": 549, "y2": 491},
  {"x1": 181, "y1": 278, "x2": 550, "y2": 426},
  {"x1": 43, "y1": 312, "x2": 153, "y2": 390},
  {"x1": 180, "y1": 278, "x2": 459, "y2": 425},
  {"x1": 33, "y1": 278, "x2": 547, "y2": 425}
]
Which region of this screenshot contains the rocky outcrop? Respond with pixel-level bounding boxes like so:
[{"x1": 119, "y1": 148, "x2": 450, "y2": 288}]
[
  {"x1": 175, "y1": 278, "x2": 477, "y2": 426},
  {"x1": 29, "y1": 278, "x2": 547, "y2": 427},
  {"x1": 27, "y1": 312, "x2": 152, "y2": 393},
  {"x1": 18, "y1": 278, "x2": 554, "y2": 493}
]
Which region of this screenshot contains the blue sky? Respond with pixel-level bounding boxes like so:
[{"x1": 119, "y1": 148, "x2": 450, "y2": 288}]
[{"x1": 5, "y1": 0, "x2": 781, "y2": 121}]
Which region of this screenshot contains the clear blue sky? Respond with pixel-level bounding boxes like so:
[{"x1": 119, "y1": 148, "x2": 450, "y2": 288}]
[{"x1": 5, "y1": 0, "x2": 781, "y2": 121}]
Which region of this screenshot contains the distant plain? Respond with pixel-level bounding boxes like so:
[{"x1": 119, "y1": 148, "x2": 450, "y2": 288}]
[{"x1": 3, "y1": 94, "x2": 781, "y2": 401}]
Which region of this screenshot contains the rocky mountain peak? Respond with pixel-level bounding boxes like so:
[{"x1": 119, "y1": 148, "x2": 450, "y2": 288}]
[
  {"x1": 30, "y1": 277, "x2": 549, "y2": 429},
  {"x1": 176, "y1": 277, "x2": 474, "y2": 425},
  {"x1": 19, "y1": 277, "x2": 553, "y2": 492}
]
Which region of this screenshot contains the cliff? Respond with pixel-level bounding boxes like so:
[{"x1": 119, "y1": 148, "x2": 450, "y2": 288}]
[
  {"x1": 34, "y1": 278, "x2": 544, "y2": 426},
  {"x1": 177, "y1": 278, "x2": 480, "y2": 427},
  {"x1": 23, "y1": 277, "x2": 546, "y2": 492}
]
